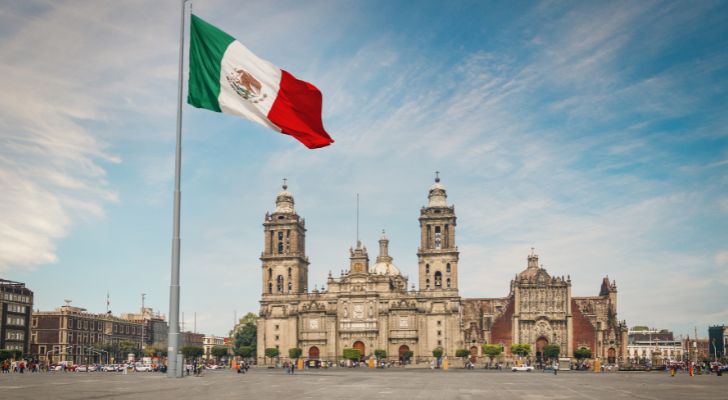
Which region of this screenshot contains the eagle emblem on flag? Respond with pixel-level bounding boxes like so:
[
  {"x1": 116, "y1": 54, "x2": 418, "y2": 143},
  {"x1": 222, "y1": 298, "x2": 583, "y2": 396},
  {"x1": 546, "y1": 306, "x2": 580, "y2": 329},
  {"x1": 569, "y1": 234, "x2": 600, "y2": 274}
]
[{"x1": 226, "y1": 68, "x2": 268, "y2": 104}]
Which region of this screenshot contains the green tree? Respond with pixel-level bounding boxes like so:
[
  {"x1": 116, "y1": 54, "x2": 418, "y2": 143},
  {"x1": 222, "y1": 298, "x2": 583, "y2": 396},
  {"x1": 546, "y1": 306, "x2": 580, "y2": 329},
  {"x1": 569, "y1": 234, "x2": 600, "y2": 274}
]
[
  {"x1": 543, "y1": 344, "x2": 560, "y2": 365},
  {"x1": 455, "y1": 349, "x2": 470, "y2": 366},
  {"x1": 181, "y1": 346, "x2": 204, "y2": 361},
  {"x1": 374, "y1": 349, "x2": 387, "y2": 360},
  {"x1": 211, "y1": 346, "x2": 229, "y2": 361},
  {"x1": 231, "y1": 312, "x2": 257, "y2": 358},
  {"x1": 342, "y1": 348, "x2": 360, "y2": 361},
  {"x1": 574, "y1": 347, "x2": 592, "y2": 361},
  {"x1": 432, "y1": 347, "x2": 444, "y2": 359},
  {"x1": 402, "y1": 351, "x2": 414, "y2": 363},
  {"x1": 0, "y1": 349, "x2": 18, "y2": 361},
  {"x1": 235, "y1": 346, "x2": 253, "y2": 358},
  {"x1": 510, "y1": 343, "x2": 531, "y2": 357},
  {"x1": 119, "y1": 340, "x2": 139, "y2": 358},
  {"x1": 288, "y1": 348, "x2": 302, "y2": 359},
  {"x1": 264, "y1": 347, "x2": 280, "y2": 363},
  {"x1": 482, "y1": 344, "x2": 504, "y2": 367}
]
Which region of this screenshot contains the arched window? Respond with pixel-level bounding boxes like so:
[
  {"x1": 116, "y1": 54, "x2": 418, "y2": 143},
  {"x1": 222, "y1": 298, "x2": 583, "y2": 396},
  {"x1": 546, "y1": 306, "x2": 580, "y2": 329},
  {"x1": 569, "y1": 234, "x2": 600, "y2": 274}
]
[
  {"x1": 288, "y1": 281, "x2": 292, "y2": 292},
  {"x1": 277, "y1": 243, "x2": 283, "y2": 254},
  {"x1": 288, "y1": 267, "x2": 292, "y2": 277},
  {"x1": 268, "y1": 283, "x2": 272, "y2": 294},
  {"x1": 434, "y1": 271, "x2": 442, "y2": 288},
  {"x1": 446, "y1": 263, "x2": 451, "y2": 273},
  {"x1": 426, "y1": 279, "x2": 430, "y2": 289},
  {"x1": 425, "y1": 264, "x2": 430, "y2": 274},
  {"x1": 268, "y1": 268, "x2": 273, "y2": 280},
  {"x1": 446, "y1": 278, "x2": 451, "y2": 288},
  {"x1": 276, "y1": 275, "x2": 284, "y2": 293}
]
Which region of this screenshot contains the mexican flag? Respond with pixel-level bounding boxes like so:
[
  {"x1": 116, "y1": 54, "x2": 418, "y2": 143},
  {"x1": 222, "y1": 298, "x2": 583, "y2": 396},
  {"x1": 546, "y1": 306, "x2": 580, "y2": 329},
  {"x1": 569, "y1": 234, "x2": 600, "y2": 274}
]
[{"x1": 187, "y1": 15, "x2": 334, "y2": 149}]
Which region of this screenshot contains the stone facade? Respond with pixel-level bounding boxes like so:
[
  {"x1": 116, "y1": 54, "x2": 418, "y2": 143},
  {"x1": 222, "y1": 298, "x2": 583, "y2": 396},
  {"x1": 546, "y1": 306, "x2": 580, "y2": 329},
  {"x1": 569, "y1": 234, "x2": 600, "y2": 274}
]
[{"x1": 256, "y1": 177, "x2": 627, "y2": 365}]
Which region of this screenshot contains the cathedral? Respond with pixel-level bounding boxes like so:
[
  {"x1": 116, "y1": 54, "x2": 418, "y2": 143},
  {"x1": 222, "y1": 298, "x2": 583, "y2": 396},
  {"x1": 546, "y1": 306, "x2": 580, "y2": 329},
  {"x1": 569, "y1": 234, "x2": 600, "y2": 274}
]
[{"x1": 256, "y1": 177, "x2": 628, "y2": 365}]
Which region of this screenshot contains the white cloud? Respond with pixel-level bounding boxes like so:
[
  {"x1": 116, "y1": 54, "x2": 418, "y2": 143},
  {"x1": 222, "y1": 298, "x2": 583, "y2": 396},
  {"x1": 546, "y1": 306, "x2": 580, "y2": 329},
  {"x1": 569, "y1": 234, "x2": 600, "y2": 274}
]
[{"x1": 716, "y1": 251, "x2": 728, "y2": 267}]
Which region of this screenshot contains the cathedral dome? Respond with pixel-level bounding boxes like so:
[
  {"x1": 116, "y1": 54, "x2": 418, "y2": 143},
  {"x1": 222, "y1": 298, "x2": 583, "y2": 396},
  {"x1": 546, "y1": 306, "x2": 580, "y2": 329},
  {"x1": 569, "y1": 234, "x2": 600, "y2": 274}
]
[
  {"x1": 427, "y1": 172, "x2": 448, "y2": 208},
  {"x1": 371, "y1": 260, "x2": 401, "y2": 275},
  {"x1": 274, "y1": 180, "x2": 295, "y2": 214},
  {"x1": 371, "y1": 230, "x2": 400, "y2": 275}
]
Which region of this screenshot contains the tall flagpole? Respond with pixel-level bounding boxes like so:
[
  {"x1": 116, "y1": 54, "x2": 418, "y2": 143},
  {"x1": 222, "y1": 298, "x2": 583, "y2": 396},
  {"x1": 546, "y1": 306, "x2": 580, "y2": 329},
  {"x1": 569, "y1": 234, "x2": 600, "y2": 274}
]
[{"x1": 168, "y1": 0, "x2": 189, "y2": 379}]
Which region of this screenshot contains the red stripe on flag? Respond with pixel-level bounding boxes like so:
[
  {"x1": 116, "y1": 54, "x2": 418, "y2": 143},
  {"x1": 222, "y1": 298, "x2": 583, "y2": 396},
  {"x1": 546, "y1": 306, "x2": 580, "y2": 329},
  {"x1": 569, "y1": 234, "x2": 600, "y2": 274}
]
[{"x1": 267, "y1": 70, "x2": 334, "y2": 149}]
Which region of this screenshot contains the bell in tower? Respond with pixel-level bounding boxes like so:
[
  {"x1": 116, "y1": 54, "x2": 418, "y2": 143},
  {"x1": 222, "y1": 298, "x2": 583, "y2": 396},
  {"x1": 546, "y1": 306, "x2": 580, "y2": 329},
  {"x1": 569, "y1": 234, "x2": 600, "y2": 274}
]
[
  {"x1": 417, "y1": 172, "x2": 459, "y2": 291},
  {"x1": 260, "y1": 179, "x2": 309, "y2": 296}
]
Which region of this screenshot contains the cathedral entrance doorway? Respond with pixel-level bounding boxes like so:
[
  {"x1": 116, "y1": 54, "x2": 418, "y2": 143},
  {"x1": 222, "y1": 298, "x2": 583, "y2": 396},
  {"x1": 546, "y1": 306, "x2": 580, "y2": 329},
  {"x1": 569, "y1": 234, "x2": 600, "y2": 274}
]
[
  {"x1": 353, "y1": 341, "x2": 366, "y2": 361},
  {"x1": 607, "y1": 347, "x2": 616, "y2": 365},
  {"x1": 309, "y1": 346, "x2": 320, "y2": 359},
  {"x1": 535, "y1": 337, "x2": 549, "y2": 366},
  {"x1": 470, "y1": 346, "x2": 479, "y2": 363},
  {"x1": 398, "y1": 345, "x2": 410, "y2": 361}
]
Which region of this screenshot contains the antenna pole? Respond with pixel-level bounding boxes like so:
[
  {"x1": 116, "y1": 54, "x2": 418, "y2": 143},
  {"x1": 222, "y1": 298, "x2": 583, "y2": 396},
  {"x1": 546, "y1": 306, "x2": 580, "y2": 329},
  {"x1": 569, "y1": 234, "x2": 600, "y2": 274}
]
[{"x1": 356, "y1": 193, "x2": 359, "y2": 244}]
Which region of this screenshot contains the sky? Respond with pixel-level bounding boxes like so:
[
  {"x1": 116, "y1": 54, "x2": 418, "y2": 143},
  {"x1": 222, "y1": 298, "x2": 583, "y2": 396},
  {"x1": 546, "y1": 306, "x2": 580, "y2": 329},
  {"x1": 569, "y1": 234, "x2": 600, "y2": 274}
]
[{"x1": 1, "y1": 0, "x2": 727, "y2": 338}]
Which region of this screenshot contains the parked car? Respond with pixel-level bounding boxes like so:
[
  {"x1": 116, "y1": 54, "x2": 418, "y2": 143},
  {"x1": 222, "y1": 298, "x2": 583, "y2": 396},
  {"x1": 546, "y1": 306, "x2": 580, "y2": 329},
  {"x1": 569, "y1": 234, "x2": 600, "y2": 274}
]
[
  {"x1": 102, "y1": 364, "x2": 120, "y2": 372},
  {"x1": 135, "y1": 364, "x2": 153, "y2": 372},
  {"x1": 512, "y1": 364, "x2": 534, "y2": 372}
]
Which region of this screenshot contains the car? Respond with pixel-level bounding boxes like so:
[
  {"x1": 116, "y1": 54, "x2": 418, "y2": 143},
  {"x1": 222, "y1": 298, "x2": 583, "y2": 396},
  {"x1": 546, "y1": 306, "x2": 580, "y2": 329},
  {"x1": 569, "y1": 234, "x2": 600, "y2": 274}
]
[
  {"x1": 103, "y1": 364, "x2": 120, "y2": 372},
  {"x1": 511, "y1": 365, "x2": 534, "y2": 372},
  {"x1": 135, "y1": 364, "x2": 153, "y2": 372},
  {"x1": 203, "y1": 364, "x2": 220, "y2": 370}
]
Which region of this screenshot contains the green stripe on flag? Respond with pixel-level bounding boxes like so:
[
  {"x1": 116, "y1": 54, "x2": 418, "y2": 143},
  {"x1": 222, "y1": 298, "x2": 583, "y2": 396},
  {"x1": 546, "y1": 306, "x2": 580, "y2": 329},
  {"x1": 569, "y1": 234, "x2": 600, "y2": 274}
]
[{"x1": 187, "y1": 15, "x2": 235, "y2": 112}]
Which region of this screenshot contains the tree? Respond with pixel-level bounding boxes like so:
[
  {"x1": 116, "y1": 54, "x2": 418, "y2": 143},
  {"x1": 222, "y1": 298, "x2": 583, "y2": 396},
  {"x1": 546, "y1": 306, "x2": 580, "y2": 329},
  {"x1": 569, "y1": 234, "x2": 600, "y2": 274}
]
[
  {"x1": 432, "y1": 347, "x2": 444, "y2": 359},
  {"x1": 482, "y1": 344, "x2": 503, "y2": 367},
  {"x1": 119, "y1": 340, "x2": 139, "y2": 358},
  {"x1": 288, "y1": 348, "x2": 302, "y2": 359},
  {"x1": 510, "y1": 343, "x2": 531, "y2": 357},
  {"x1": 211, "y1": 346, "x2": 229, "y2": 361},
  {"x1": 403, "y1": 351, "x2": 414, "y2": 362},
  {"x1": 342, "y1": 348, "x2": 360, "y2": 361},
  {"x1": 264, "y1": 347, "x2": 280, "y2": 363},
  {"x1": 374, "y1": 349, "x2": 387, "y2": 360},
  {"x1": 236, "y1": 346, "x2": 253, "y2": 358},
  {"x1": 0, "y1": 349, "x2": 19, "y2": 361},
  {"x1": 231, "y1": 312, "x2": 258, "y2": 358},
  {"x1": 455, "y1": 349, "x2": 470, "y2": 366},
  {"x1": 574, "y1": 347, "x2": 592, "y2": 361},
  {"x1": 543, "y1": 345, "x2": 560, "y2": 365},
  {"x1": 181, "y1": 346, "x2": 204, "y2": 361}
]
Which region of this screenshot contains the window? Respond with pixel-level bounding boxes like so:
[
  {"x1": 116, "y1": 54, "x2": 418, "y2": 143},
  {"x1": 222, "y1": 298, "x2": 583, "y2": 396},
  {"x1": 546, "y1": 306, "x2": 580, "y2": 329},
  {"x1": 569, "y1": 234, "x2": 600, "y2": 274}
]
[
  {"x1": 275, "y1": 325, "x2": 279, "y2": 330},
  {"x1": 434, "y1": 271, "x2": 442, "y2": 288},
  {"x1": 446, "y1": 278, "x2": 451, "y2": 288},
  {"x1": 437, "y1": 320, "x2": 442, "y2": 326},
  {"x1": 426, "y1": 279, "x2": 430, "y2": 289},
  {"x1": 268, "y1": 268, "x2": 273, "y2": 280},
  {"x1": 434, "y1": 226, "x2": 441, "y2": 249},
  {"x1": 446, "y1": 263, "x2": 451, "y2": 274},
  {"x1": 425, "y1": 264, "x2": 430, "y2": 274},
  {"x1": 288, "y1": 281, "x2": 292, "y2": 292},
  {"x1": 32, "y1": 317, "x2": 38, "y2": 328},
  {"x1": 437, "y1": 340, "x2": 442, "y2": 346},
  {"x1": 275, "y1": 335, "x2": 279, "y2": 341},
  {"x1": 288, "y1": 267, "x2": 292, "y2": 277},
  {"x1": 268, "y1": 283, "x2": 273, "y2": 294},
  {"x1": 437, "y1": 330, "x2": 442, "y2": 336},
  {"x1": 278, "y1": 243, "x2": 283, "y2": 254},
  {"x1": 276, "y1": 275, "x2": 284, "y2": 293}
]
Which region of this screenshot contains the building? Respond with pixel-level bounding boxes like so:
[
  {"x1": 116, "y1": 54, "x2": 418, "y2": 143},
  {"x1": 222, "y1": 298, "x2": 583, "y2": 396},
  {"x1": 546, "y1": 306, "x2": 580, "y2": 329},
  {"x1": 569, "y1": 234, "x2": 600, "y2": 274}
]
[
  {"x1": 31, "y1": 302, "x2": 143, "y2": 365},
  {"x1": 708, "y1": 325, "x2": 727, "y2": 360},
  {"x1": 120, "y1": 307, "x2": 168, "y2": 351},
  {"x1": 626, "y1": 327, "x2": 683, "y2": 364},
  {"x1": 683, "y1": 336, "x2": 710, "y2": 362},
  {"x1": 202, "y1": 335, "x2": 232, "y2": 360},
  {"x1": 180, "y1": 331, "x2": 204, "y2": 348},
  {"x1": 0, "y1": 279, "x2": 33, "y2": 355},
  {"x1": 255, "y1": 177, "x2": 627, "y2": 365}
]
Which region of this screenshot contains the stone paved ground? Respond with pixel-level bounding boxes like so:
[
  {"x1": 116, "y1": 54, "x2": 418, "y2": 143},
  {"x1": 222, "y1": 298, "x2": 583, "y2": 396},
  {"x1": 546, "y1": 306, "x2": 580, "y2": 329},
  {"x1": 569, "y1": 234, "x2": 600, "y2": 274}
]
[{"x1": 2, "y1": 368, "x2": 727, "y2": 399}]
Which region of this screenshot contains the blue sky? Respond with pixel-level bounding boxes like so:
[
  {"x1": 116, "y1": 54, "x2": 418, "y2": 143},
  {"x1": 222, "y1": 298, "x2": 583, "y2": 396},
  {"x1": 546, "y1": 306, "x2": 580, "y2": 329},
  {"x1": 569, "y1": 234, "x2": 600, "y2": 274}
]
[{"x1": 1, "y1": 0, "x2": 727, "y2": 338}]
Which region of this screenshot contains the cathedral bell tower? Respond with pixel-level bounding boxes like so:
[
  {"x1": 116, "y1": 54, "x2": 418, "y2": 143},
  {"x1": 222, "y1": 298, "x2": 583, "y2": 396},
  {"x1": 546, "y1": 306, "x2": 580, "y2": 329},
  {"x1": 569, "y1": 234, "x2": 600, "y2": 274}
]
[
  {"x1": 261, "y1": 180, "x2": 309, "y2": 296},
  {"x1": 418, "y1": 172, "x2": 459, "y2": 291}
]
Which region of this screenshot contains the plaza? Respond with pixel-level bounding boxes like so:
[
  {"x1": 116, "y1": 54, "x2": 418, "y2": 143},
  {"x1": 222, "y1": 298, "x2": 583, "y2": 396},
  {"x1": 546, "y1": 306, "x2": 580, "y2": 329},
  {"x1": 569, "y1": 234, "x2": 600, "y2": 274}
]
[{"x1": 2, "y1": 368, "x2": 726, "y2": 400}]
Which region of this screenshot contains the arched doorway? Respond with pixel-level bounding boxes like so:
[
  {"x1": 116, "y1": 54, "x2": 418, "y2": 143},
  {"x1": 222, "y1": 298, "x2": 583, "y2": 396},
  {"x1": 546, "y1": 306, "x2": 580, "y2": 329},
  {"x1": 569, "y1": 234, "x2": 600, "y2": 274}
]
[
  {"x1": 398, "y1": 345, "x2": 410, "y2": 363},
  {"x1": 607, "y1": 348, "x2": 616, "y2": 365},
  {"x1": 309, "y1": 346, "x2": 320, "y2": 360},
  {"x1": 353, "y1": 341, "x2": 366, "y2": 361},
  {"x1": 470, "y1": 346, "x2": 479, "y2": 363},
  {"x1": 535, "y1": 337, "x2": 549, "y2": 366}
]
